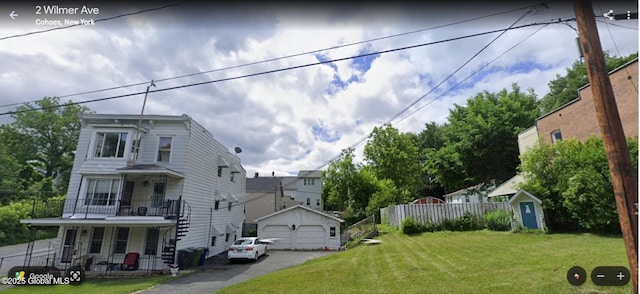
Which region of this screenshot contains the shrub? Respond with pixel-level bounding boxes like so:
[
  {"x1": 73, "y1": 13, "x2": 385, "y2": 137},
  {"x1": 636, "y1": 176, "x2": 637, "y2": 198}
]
[
  {"x1": 484, "y1": 209, "x2": 512, "y2": 231},
  {"x1": 401, "y1": 217, "x2": 423, "y2": 235},
  {"x1": 452, "y1": 212, "x2": 484, "y2": 231}
]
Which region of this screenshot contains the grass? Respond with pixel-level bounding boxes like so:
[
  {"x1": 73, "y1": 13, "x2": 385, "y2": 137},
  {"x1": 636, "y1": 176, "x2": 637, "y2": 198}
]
[
  {"x1": 1, "y1": 275, "x2": 176, "y2": 294},
  {"x1": 219, "y1": 228, "x2": 634, "y2": 294}
]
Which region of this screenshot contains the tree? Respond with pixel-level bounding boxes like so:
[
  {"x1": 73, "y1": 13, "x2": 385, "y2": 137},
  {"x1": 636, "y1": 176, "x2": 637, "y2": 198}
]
[
  {"x1": 10, "y1": 97, "x2": 91, "y2": 193},
  {"x1": 538, "y1": 52, "x2": 638, "y2": 114},
  {"x1": 365, "y1": 178, "x2": 412, "y2": 216},
  {"x1": 520, "y1": 137, "x2": 638, "y2": 233},
  {"x1": 0, "y1": 143, "x2": 22, "y2": 204},
  {"x1": 415, "y1": 123, "x2": 446, "y2": 197},
  {"x1": 426, "y1": 84, "x2": 539, "y2": 192},
  {"x1": 363, "y1": 124, "x2": 421, "y2": 195},
  {"x1": 322, "y1": 148, "x2": 359, "y2": 211}
]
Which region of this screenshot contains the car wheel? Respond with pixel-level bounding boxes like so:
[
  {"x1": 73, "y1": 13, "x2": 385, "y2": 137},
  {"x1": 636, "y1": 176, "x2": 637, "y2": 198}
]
[{"x1": 254, "y1": 252, "x2": 259, "y2": 261}]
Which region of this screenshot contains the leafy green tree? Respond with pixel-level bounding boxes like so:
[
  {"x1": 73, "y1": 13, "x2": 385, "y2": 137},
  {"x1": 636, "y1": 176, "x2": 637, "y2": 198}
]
[
  {"x1": 520, "y1": 137, "x2": 638, "y2": 233},
  {"x1": 427, "y1": 84, "x2": 539, "y2": 192},
  {"x1": 364, "y1": 124, "x2": 421, "y2": 195},
  {"x1": 0, "y1": 143, "x2": 22, "y2": 203},
  {"x1": 10, "y1": 97, "x2": 91, "y2": 193},
  {"x1": 415, "y1": 122, "x2": 446, "y2": 197},
  {"x1": 365, "y1": 179, "x2": 412, "y2": 216},
  {"x1": 322, "y1": 148, "x2": 359, "y2": 211},
  {"x1": 539, "y1": 52, "x2": 638, "y2": 114}
]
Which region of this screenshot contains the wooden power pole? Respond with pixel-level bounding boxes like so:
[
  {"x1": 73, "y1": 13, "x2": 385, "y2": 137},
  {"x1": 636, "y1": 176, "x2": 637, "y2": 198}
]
[{"x1": 573, "y1": 0, "x2": 638, "y2": 290}]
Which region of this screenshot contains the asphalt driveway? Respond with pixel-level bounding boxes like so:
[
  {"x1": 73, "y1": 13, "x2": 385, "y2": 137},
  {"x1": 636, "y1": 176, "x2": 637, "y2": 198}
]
[{"x1": 139, "y1": 250, "x2": 336, "y2": 294}]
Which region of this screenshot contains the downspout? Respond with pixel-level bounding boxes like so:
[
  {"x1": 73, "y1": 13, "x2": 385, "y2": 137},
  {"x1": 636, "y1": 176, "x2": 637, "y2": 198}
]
[{"x1": 208, "y1": 207, "x2": 212, "y2": 248}]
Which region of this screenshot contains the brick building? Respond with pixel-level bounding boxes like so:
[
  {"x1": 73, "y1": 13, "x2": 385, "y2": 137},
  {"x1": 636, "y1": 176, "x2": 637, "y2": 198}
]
[{"x1": 536, "y1": 59, "x2": 638, "y2": 144}]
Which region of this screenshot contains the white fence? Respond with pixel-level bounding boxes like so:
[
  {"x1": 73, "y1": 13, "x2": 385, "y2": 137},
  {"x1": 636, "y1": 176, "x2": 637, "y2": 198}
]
[{"x1": 381, "y1": 202, "x2": 511, "y2": 228}]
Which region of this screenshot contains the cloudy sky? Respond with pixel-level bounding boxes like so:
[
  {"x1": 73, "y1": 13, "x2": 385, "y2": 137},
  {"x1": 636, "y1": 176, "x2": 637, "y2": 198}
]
[{"x1": 0, "y1": 1, "x2": 637, "y2": 176}]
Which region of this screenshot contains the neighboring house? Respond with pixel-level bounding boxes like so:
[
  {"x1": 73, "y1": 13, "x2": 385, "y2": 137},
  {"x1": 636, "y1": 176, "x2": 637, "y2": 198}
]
[
  {"x1": 295, "y1": 170, "x2": 323, "y2": 211},
  {"x1": 487, "y1": 175, "x2": 525, "y2": 202},
  {"x1": 20, "y1": 114, "x2": 245, "y2": 274},
  {"x1": 281, "y1": 176, "x2": 298, "y2": 200},
  {"x1": 444, "y1": 183, "x2": 486, "y2": 204},
  {"x1": 256, "y1": 205, "x2": 344, "y2": 250},
  {"x1": 535, "y1": 59, "x2": 638, "y2": 146},
  {"x1": 244, "y1": 175, "x2": 301, "y2": 235},
  {"x1": 411, "y1": 196, "x2": 445, "y2": 204}
]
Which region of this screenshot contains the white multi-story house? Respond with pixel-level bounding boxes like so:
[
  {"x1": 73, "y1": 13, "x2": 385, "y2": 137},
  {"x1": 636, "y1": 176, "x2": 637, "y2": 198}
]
[
  {"x1": 295, "y1": 170, "x2": 323, "y2": 211},
  {"x1": 21, "y1": 113, "x2": 245, "y2": 274}
]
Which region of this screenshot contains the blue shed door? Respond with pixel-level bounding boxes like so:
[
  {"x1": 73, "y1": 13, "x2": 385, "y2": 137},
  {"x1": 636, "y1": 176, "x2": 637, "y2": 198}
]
[{"x1": 520, "y1": 202, "x2": 538, "y2": 229}]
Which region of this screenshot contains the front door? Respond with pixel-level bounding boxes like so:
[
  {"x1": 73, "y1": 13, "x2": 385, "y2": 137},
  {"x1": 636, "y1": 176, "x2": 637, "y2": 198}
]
[
  {"x1": 61, "y1": 228, "x2": 77, "y2": 263},
  {"x1": 150, "y1": 181, "x2": 166, "y2": 215},
  {"x1": 519, "y1": 202, "x2": 538, "y2": 229}
]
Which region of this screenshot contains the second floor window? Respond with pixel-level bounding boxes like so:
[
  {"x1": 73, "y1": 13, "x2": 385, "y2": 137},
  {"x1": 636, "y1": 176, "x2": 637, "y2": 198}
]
[
  {"x1": 85, "y1": 178, "x2": 120, "y2": 206},
  {"x1": 551, "y1": 129, "x2": 562, "y2": 144},
  {"x1": 157, "y1": 137, "x2": 173, "y2": 162},
  {"x1": 94, "y1": 132, "x2": 127, "y2": 158}
]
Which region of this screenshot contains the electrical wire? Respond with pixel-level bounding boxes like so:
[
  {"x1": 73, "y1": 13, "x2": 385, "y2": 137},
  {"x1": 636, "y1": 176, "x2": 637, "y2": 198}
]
[
  {"x1": 0, "y1": 1, "x2": 550, "y2": 110},
  {"x1": 0, "y1": 20, "x2": 566, "y2": 117}
]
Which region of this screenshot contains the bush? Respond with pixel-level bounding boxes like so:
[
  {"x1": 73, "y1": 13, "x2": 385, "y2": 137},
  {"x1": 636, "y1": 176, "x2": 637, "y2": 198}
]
[
  {"x1": 484, "y1": 209, "x2": 512, "y2": 231},
  {"x1": 452, "y1": 212, "x2": 484, "y2": 231},
  {"x1": 401, "y1": 217, "x2": 423, "y2": 235}
]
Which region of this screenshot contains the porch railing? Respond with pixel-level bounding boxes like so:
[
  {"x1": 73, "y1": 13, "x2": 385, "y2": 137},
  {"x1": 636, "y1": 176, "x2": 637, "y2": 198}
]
[
  {"x1": 23, "y1": 253, "x2": 162, "y2": 276},
  {"x1": 29, "y1": 197, "x2": 182, "y2": 219}
]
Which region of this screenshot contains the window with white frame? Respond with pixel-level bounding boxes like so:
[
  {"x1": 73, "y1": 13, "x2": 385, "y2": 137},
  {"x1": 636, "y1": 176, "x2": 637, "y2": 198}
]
[
  {"x1": 114, "y1": 227, "x2": 129, "y2": 254},
  {"x1": 157, "y1": 136, "x2": 173, "y2": 162},
  {"x1": 89, "y1": 227, "x2": 104, "y2": 254},
  {"x1": 84, "y1": 178, "x2": 120, "y2": 205},
  {"x1": 94, "y1": 132, "x2": 128, "y2": 158}
]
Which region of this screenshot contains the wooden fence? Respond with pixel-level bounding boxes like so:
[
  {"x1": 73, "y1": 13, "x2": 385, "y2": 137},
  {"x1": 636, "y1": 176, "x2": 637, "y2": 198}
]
[{"x1": 381, "y1": 202, "x2": 511, "y2": 228}]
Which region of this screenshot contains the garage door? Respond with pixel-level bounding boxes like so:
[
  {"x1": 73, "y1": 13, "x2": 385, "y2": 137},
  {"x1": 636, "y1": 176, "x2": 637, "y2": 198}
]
[
  {"x1": 295, "y1": 225, "x2": 326, "y2": 250},
  {"x1": 261, "y1": 225, "x2": 291, "y2": 249}
]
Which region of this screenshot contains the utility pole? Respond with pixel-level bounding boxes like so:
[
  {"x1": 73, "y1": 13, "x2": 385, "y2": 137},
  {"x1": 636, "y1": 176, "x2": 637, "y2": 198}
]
[{"x1": 573, "y1": 0, "x2": 638, "y2": 290}]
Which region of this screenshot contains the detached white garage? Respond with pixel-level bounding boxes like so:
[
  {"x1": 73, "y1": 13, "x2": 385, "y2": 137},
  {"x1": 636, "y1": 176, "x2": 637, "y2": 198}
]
[{"x1": 256, "y1": 205, "x2": 344, "y2": 250}]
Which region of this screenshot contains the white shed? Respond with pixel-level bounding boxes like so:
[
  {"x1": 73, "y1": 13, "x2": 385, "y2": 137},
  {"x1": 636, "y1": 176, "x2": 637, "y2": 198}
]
[
  {"x1": 256, "y1": 205, "x2": 344, "y2": 250},
  {"x1": 508, "y1": 190, "x2": 545, "y2": 231}
]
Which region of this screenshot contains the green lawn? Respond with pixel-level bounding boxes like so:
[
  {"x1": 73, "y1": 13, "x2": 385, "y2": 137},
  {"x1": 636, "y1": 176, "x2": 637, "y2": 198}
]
[
  {"x1": 219, "y1": 229, "x2": 634, "y2": 294},
  {"x1": 1, "y1": 275, "x2": 176, "y2": 294}
]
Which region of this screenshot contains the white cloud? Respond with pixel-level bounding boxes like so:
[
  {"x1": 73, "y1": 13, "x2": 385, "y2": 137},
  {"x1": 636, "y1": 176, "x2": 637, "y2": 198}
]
[{"x1": 0, "y1": 2, "x2": 637, "y2": 175}]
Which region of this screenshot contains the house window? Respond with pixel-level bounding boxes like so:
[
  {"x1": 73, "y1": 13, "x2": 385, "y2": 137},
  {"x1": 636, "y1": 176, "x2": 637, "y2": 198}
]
[
  {"x1": 225, "y1": 233, "x2": 230, "y2": 242},
  {"x1": 231, "y1": 173, "x2": 235, "y2": 182},
  {"x1": 89, "y1": 227, "x2": 104, "y2": 254},
  {"x1": 157, "y1": 137, "x2": 173, "y2": 162},
  {"x1": 114, "y1": 227, "x2": 129, "y2": 254},
  {"x1": 85, "y1": 178, "x2": 120, "y2": 206},
  {"x1": 330, "y1": 227, "x2": 336, "y2": 237},
  {"x1": 228, "y1": 201, "x2": 232, "y2": 211},
  {"x1": 211, "y1": 236, "x2": 216, "y2": 246},
  {"x1": 217, "y1": 166, "x2": 223, "y2": 177},
  {"x1": 94, "y1": 132, "x2": 127, "y2": 158},
  {"x1": 551, "y1": 129, "x2": 562, "y2": 144},
  {"x1": 316, "y1": 199, "x2": 320, "y2": 206},
  {"x1": 144, "y1": 228, "x2": 160, "y2": 256},
  {"x1": 310, "y1": 179, "x2": 315, "y2": 185},
  {"x1": 214, "y1": 200, "x2": 220, "y2": 210},
  {"x1": 306, "y1": 198, "x2": 310, "y2": 205}
]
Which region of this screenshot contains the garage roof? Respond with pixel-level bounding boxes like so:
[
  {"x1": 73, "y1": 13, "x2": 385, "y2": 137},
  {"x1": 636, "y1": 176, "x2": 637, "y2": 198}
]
[{"x1": 255, "y1": 205, "x2": 345, "y2": 223}]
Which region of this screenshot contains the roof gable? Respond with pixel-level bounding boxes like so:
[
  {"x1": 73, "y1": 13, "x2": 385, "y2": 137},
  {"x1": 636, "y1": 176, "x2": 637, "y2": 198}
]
[
  {"x1": 508, "y1": 190, "x2": 542, "y2": 205},
  {"x1": 255, "y1": 205, "x2": 344, "y2": 223}
]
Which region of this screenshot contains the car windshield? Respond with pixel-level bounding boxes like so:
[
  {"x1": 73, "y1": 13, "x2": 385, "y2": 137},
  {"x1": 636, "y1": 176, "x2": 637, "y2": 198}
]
[{"x1": 233, "y1": 239, "x2": 253, "y2": 245}]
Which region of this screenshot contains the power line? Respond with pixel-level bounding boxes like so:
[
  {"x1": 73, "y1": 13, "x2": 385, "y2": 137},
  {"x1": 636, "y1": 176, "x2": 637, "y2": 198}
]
[
  {"x1": 0, "y1": 20, "x2": 564, "y2": 117},
  {"x1": 313, "y1": 18, "x2": 564, "y2": 170},
  {"x1": 0, "y1": 1, "x2": 549, "y2": 110},
  {"x1": 0, "y1": 2, "x2": 188, "y2": 41}
]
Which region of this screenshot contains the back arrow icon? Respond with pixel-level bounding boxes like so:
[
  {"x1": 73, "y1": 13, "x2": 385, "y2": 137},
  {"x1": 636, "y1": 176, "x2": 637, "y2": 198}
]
[{"x1": 9, "y1": 11, "x2": 18, "y2": 20}]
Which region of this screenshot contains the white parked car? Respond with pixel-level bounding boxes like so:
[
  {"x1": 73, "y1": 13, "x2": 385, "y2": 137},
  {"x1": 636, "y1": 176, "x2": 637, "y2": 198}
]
[{"x1": 227, "y1": 237, "x2": 268, "y2": 262}]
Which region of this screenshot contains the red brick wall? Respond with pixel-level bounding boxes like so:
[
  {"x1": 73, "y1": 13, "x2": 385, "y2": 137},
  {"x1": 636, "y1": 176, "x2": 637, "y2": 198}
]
[{"x1": 537, "y1": 60, "x2": 638, "y2": 144}]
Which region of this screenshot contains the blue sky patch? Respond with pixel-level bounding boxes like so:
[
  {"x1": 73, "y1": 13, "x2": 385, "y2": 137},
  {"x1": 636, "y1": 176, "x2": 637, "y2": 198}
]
[{"x1": 312, "y1": 124, "x2": 340, "y2": 143}]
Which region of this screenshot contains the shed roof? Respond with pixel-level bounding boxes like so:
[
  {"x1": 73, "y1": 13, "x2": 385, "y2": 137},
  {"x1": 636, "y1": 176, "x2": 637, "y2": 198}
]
[
  {"x1": 508, "y1": 190, "x2": 542, "y2": 205},
  {"x1": 255, "y1": 205, "x2": 344, "y2": 223}
]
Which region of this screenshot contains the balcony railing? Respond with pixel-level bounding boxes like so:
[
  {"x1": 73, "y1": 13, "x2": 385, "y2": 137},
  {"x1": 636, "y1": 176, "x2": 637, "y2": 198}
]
[{"x1": 29, "y1": 197, "x2": 182, "y2": 219}]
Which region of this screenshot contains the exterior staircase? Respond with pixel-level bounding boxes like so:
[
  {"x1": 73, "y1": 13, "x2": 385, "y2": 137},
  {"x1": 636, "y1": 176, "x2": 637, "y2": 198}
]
[{"x1": 161, "y1": 197, "x2": 191, "y2": 266}]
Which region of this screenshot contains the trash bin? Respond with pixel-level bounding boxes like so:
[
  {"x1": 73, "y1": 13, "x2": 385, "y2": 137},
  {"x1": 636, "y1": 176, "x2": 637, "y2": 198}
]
[
  {"x1": 177, "y1": 249, "x2": 193, "y2": 269},
  {"x1": 189, "y1": 248, "x2": 202, "y2": 268},
  {"x1": 197, "y1": 247, "x2": 209, "y2": 266}
]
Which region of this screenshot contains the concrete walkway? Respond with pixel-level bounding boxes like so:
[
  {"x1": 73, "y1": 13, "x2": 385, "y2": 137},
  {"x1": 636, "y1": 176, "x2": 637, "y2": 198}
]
[{"x1": 139, "y1": 250, "x2": 335, "y2": 294}]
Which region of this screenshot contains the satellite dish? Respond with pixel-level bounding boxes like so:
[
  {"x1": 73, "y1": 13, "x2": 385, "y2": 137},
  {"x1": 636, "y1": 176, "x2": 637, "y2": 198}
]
[{"x1": 234, "y1": 147, "x2": 242, "y2": 154}]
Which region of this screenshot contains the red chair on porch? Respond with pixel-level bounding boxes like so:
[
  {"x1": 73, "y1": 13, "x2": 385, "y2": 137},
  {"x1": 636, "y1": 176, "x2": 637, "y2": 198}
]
[{"x1": 122, "y1": 252, "x2": 140, "y2": 270}]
